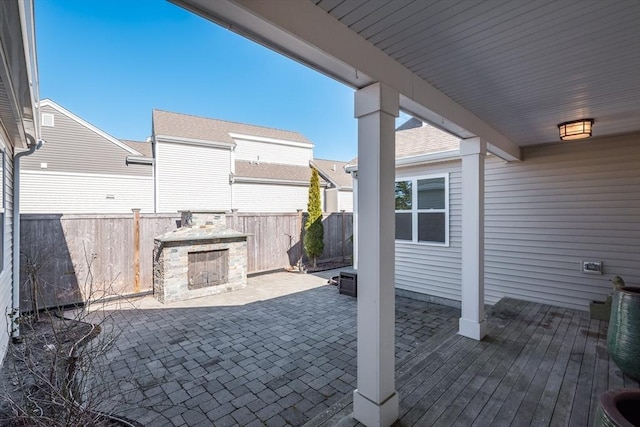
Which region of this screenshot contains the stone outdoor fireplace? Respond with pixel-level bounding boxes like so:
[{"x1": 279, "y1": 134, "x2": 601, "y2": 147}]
[{"x1": 153, "y1": 211, "x2": 248, "y2": 303}]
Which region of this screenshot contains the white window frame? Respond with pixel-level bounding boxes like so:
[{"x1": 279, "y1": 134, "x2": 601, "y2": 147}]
[{"x1": 395, "y1": 173, "x2": 449, "y2": 247}]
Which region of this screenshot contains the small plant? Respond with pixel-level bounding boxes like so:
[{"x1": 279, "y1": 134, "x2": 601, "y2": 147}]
[{"x1": 304, "y1": 167, "x2": 324, "y2": 268}]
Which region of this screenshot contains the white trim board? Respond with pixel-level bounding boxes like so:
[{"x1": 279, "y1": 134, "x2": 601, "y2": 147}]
[
  {"x1": 229, "y1": 132, "x2": 314, "y2": 149},
  {"x1": 21, "y1": 169, "x2": 154, "y2": 181},
  {"x1": 155, "y1": 134, "x2": 235, "y2": 150}
]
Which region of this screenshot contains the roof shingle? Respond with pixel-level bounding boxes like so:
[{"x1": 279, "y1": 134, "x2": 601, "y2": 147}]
[
  {"x1": 311, "y1": 159, "x2": 353, "y2": 189},
  {"x1": 234, "y1": 160, "x2": 326, "y2": 184},
  {"x1": 153, "y1": 110, "x2": 313, "y2": 145}
]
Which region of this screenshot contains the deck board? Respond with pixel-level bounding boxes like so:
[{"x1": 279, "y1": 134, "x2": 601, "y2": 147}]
[
  {"x1": 424, "y1": 301, "x2": 541, "y2": 426},
  {"x1": 512, "y1": 307, "x2": 569, "y2": 426},
  {"x1": 304, "y1": 298, "x2": 635, "y2": 427},
  {"x1": 530, "y1": 307, "x2": 583, "y2": 426}
]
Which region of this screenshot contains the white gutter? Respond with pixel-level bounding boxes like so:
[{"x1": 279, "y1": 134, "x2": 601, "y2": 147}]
[{"x1": 12, "y1": 135, "x2": 43, "y2": 340}]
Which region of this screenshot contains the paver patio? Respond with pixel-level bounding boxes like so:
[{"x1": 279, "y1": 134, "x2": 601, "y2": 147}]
[{"x1": 92, "y1": 270, "x2": 460, "y2": 426}]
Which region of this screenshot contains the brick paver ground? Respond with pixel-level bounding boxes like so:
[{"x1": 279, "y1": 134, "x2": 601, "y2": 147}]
[{"x1": 92, "y1": 271, "x2": 459, "y2": 426}]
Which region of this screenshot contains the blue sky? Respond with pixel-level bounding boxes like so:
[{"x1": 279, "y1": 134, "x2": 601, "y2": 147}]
[{"x1": 35, "y1": 0, "x2": 360, "y2": 161}]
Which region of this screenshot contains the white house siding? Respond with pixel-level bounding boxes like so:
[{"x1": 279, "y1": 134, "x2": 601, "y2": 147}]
[
  {"x1": 156, "y1": 142, "x2": 231, "y2": 213},
  {"x1": 0, "y1": 141, "x2": 14, "y2": 362},
  {"x1": 394, "y1": 161, "x2": 462, "y2": 302},
  {"x1": 233, "y1": 137, "x2": 312, "y2": 166},
  {"x1": 338, "y1": 190, "x2": 353, "y2": 212},
  {"x1": 20, "y1": 171, "x2": 154, "y2": 214},
  {"x1": 393, "y1": 133, "x2": 640, "y2": 311},
  {"x1": 484, "y1": 134, "x2": 640, "y2": 310},
  {"x1": 233, "y1": 182, "x2": 320, "y2": 212}
]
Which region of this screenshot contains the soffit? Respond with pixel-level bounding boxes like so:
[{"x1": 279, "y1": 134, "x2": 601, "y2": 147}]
[{"x1": 313, "y1": 0, "x2": 640, "y2": 146}]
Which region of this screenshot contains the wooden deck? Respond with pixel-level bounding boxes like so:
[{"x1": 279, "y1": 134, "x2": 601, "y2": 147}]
[{"x1": 306, "y1": 298, "x2": 640, "y2": 427}]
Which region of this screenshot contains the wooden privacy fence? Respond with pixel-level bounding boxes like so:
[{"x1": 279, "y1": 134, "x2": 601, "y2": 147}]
[{"x1": 20, "y1": 211, "x2": 353, "y2": 310}]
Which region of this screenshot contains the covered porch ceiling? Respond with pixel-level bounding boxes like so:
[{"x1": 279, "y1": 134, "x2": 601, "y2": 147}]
[{"x1": 172, "y1": 0, "x2": 639, "y2": 162}]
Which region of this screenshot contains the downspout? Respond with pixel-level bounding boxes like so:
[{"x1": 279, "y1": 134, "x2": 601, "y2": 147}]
[{"x1": 11, "y1": 134, "x2": 43, "y2": 341}]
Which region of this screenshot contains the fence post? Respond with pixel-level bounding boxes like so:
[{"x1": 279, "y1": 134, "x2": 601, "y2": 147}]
[
  {"x1": 231, "y1": 208, "x2": 239, "y2": 230},
  {"x1": 341, "y1": 210, "x2": 346, "y2": 261},
  {"x1": 296, "y1": 209, "x2": 303, "y2": 266},
  {"x1": 132, "y1": 209, "x2": 141, "y2": 293}
]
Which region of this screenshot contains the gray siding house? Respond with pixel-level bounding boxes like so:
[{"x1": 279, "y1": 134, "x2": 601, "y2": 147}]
[
  {"x1": 351, "y1": 120, "x2": 640, "y2": 312},
  {"x1": 0, "y1": 0, "x2": 40, "y2": 363},
  {"x1": 20, "y1": 100, "x2": 154, "y2": 213}
]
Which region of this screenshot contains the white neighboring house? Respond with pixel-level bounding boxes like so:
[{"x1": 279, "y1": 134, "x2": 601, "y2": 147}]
[
  {"x1": 20, "y1": 104, "x2": 352, "y2": 215},
  {"x1": 0, "y1": 0, "x2": 40, "y2": 363},
  {"x1": 152, "y1": 109, "x2": 342, "y2": 213},
  {"x1": 20, "y1": 99, "x2": 154, "y2": 213},
  {"x1": 350, "y1": 119, "x2": 640, "y2": 311}
]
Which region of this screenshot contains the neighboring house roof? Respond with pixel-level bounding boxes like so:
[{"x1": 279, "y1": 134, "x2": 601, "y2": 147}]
[
  {"x1": 395, "y1": 120, "x2": 459, "y2": 158},
  {"x1": 234, "y1": 160, "x2": 326, "y2": 186},
  {"x1": 121, "y1": 139, "x2": 153, "y2": 158},
  {"x1": 153, "y1": 109, "x2": 313, "y2": 145},
  {"x1": 311, "y1": 158, "x2": 353, "y2": 189},
  {"x1": 347, "y1": 119, "x2": 459, "y2": 168}
]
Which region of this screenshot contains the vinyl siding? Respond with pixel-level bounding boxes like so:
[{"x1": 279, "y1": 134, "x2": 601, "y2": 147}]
[
  {"x1": 21, "y1": 105, "x2": 151, "y2": 177},
  {"x1": 394, "y1": 161, "x2": 462, "y2": 302},
  {"x1": 394, "y1": 133, "x2": 640, "y2": 311},
  {"x1": 233, "y1": 182, "x2": 321, "y2": 213},
  {"x1": 0, "y1": 137, "x2": 14, "y2": 363},
  {"x1": 484, "y1": 134, "x2": 640, "y2": 310},
  {"x1": 20, "y1": 171, "x2": 154, "y2": 214},
  {"x1": 234, "y1": 137, "x2": 312, "y2": 166},
  {"x1": 156, "y1": 142, "x2": 231, "y2": 213},
  {"x1": 338, "y1": 190, "x2": 353, "y2": 212}
]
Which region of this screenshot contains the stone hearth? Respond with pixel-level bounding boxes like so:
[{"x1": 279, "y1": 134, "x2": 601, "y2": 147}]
[{"x1": 153, "y1": 211, "x2": 248, "y2": 303}]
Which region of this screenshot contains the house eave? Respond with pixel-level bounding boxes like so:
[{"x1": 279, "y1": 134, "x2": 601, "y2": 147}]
[
  {"x1": 155, "y1": 134, "x2": 235, "y2": 150},
  {"x1": 172, "y1": 0, "x2": 521, "y2": 162},
  {"x1": 233, "y1": 176, "x2": 327, "y2": 187}
]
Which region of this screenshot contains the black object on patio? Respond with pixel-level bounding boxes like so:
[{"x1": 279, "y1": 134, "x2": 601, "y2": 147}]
[{"x1": 339, "y1": 270, "x2": 357, "y2": 297}]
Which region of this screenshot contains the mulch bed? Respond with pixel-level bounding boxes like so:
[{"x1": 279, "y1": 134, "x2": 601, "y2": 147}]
[{"x1": 0, "y1": 313, "x2": 134, "y2": 426}]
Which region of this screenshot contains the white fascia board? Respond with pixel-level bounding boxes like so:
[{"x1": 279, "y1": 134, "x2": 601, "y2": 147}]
[
  {"x1": 155, "y1": 134, "x2": 235, "y2": 150},
  {"x1": 19, "y1": 0, "x2": 40, "y2": 143},
  {"x1": 233, "y1": 176, "x2": 327, "y2": 187},
  {"x1": 345, "y1": 149, "x2": 461, "y2": 172},
  {"x1": 173, "y1": 0, "x2": 521, "y2": 162},
  {"x1": 21, "y1": 169, "x2": 154, "y2": 180},
  {"x1": 396, "y1": 150, "x2": 461, "y2": 168},
  {"x1": 229, "y1": 132, "x2": 314, "y2": 149},
  {"x1": 40, "y1": 99, "x2": 141, "y2": 155}
]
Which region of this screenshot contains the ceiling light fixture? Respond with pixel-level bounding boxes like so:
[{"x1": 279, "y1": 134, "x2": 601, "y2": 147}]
[{"x1": 558, "y1": 118, "x2": 594, "y2": 141}]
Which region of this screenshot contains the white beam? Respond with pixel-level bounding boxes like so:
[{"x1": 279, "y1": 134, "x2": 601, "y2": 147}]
[
  {"x1": 173, "y1": 0, "x2": 521, "y2": 162},
  {"x1": 353, "y1": 82, "x2": 398, "y2": 427},
  {"x1": 459, "y1": 137, "x2": 487, "y2": 341}
]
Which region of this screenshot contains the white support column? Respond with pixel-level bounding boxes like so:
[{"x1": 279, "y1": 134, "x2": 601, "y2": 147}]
[
  {"x1": 351, "y1": 171, "x2": 358, "y2": 269},
  {"x1": 352, "y1": 82, "x2": 399, "y2": 427},
  {"x1": 458, "y1": 137, "x2": 487, "y2": 340}
]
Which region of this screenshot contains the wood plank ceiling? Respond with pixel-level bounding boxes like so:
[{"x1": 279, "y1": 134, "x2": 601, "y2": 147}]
[{"x1": 313, "y1": 0, "x2": 640, "y2": 146}]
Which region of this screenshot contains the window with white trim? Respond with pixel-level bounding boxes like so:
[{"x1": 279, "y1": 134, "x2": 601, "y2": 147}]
[{"x1": 395, "y1": 174, "x2": 449, "y2": 245}]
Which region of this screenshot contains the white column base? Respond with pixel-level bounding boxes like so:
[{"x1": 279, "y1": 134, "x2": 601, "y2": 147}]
[
  {"x1": 458, "y1": 318, "x2": 487, "y2": 340},
  {"x1": 353, "y1": 389, "x2": 399, "y2": 427}
]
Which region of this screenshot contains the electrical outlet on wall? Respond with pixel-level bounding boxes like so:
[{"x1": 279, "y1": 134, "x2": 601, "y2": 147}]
[{"x1": 582, "y1": 261, "x2": 602, "y2": 275}]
